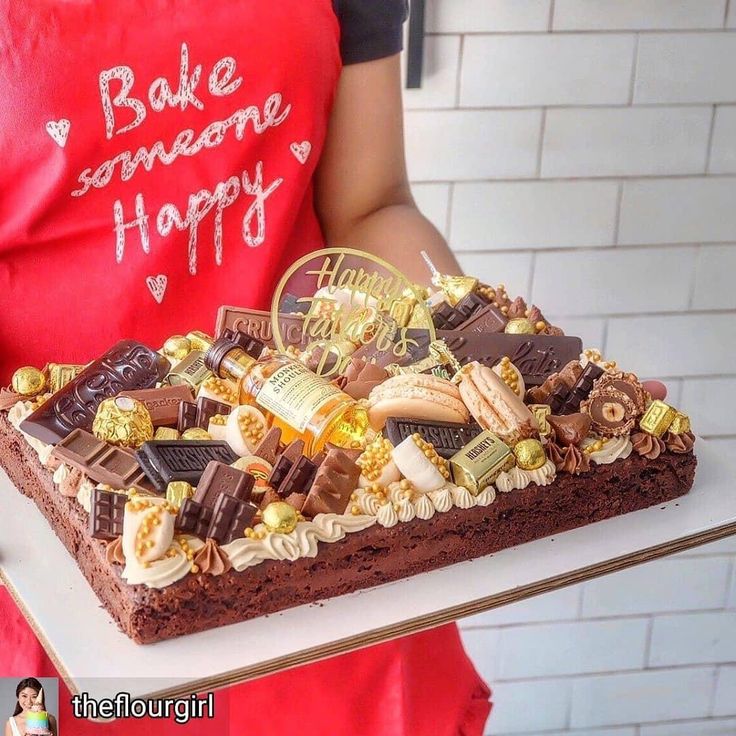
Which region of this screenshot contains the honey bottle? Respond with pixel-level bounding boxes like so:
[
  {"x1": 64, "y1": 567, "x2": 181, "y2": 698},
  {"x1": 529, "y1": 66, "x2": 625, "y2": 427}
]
[{"x1": 195, "y1": 331, "x2": 368, "y2": 454}]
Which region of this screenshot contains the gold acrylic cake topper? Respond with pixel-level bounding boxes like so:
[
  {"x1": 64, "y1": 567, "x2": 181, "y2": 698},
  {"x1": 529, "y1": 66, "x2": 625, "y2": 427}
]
[{"x1": 271, "y1": 248, "x2": 436, "y2": 376}]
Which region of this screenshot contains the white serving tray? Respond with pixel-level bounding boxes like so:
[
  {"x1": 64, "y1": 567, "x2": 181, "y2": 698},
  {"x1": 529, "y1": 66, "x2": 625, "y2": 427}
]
[{"x1": 1, "y1": 440, "x2": 734, "y2": 702}]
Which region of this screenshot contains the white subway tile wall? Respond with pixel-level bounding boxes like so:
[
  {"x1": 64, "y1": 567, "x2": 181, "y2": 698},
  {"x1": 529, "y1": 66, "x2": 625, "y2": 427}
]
[{"x1": 407, "y1": 2, "x2": 736, "y2": 732}]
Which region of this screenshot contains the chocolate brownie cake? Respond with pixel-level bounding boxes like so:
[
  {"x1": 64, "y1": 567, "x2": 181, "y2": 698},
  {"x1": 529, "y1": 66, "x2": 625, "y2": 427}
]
[{"x1": 0, "y1": 256, "x2": 698, "y2": 644}]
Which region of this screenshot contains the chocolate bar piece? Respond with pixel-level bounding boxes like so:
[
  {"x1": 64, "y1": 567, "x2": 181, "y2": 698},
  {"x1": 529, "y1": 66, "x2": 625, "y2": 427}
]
[
  {"x1": 89, "y1": 488, "x2": 127, "y2": 540},
  {"x1": 136, "y1": 441, "x2": 238, "y2": 492},
  {"x1": 194, "y1": 461, "x2": 254, "y2": 507},
  {"x1": 302, "y1": 449, "x2": 360, "y2": 517},
  {"x1": 20, "y1": 340, "x2": 169, "y2": 444},
  {"x1": 215, "y1": 307, "x2": 309, "y2": 349},
  {"x1": 52, "y1": 429, "x2": 151, "y2": 490},
  {"x1": 176, "y1": 499, "x2": 213, "y2": 538},
  {"x1": 177, "y1": 401, "x2": 199, "y2": 433},
  {"x1": 351, "y1": 329, "x2": 432, "y2": 368},
  {"x1": 437, "y1": 332, "x2": 583, "y2": 386},
  {"x1": 456, "y1": 304, "x2": 508, "y2": 334},
  {"x1": 277, "y1": 456, "x2": 317, "y2": 497},
  {"x1": 196, "y1": 396, "x2": 231, "y2": 427},
  {"x1": 560, "y1": 363, "x2": 604, "y2": 414},
  {"x1": 253, "y1": 427, "x2": 282, "y2": 465},
  {"x1": 432, "y1": 303, "x2": 465, "y2": 330},
  {"x1": 119, "y1": 385, "x2": 194, "y2": 427},
  {"x1": 454, "y1": 292, "x2": 490, "y2": 321},
  {"x1": 206, "y1": 493, "x2": 258, "y2": 544},
  {"x1": 267, "y1": 455, "x2": 293, "y2": 490},
  {"x1": 384, "y1": 417, "x2": 484, "y2": 460},
  {"x1": 164, "y1": 351, "x2": 212, "y2": 391}
]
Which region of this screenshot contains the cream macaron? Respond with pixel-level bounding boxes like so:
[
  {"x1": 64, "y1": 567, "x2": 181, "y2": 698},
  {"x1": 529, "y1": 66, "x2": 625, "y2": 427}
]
[{"x1": 366, "y1": 373, "x2": 470, "y2": 431}]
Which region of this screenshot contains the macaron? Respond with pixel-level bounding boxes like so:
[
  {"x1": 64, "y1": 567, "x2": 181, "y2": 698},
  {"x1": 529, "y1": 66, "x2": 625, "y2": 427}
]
[
  {"x1": 366, "y1": 373, "x2": 470, "y2": 431},
  {"x1": 458, "y1": 362, "x2": 538, "y2": 446}
]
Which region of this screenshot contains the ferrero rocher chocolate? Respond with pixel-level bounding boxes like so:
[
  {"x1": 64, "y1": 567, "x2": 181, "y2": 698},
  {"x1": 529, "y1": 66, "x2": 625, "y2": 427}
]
[
  {"x1": 92, "y1": 396, "x2": 154, "y2": 448},
  {"x1": 163, "y1": 335, "x2": 192, "y2": 362},
  {"x1": 668, "y1": 412, "x2": 691, "y2": 435},
  {"x1": 11, "y1": 366, "x2": 46, "y2": 397},
  {"x1": 166, "y1": 481, "x2": 195, "y2": 509},
  {"x1": 450, "y1": 431, "x2": 514, "y2": 495},
  {"x1": 504, "y1": 318, "x2": 536, "y2": 335},
  {"x1": 513, "y1": 438, "x2": 546, "y2": 471},
  {"x1": 262, "y1": 501, "x2": 298, "y2": 534},
  {"x1": 639, "y1": 400, "x2": 677, "y2": 438}
]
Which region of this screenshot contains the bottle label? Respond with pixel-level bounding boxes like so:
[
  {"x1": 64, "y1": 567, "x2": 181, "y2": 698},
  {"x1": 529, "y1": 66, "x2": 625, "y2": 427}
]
[{"x1": 256, "y1": 362, "x2": 342, "y2": 433}]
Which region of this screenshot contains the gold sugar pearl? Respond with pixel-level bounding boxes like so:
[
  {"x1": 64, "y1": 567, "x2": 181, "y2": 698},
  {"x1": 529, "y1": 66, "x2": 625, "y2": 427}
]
[{"x1": 351, "y1": 505, "x2": 361, "y2": 515}]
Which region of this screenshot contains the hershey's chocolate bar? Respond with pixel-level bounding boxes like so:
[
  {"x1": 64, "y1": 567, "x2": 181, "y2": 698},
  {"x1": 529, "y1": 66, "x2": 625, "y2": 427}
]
[
  {"x1": 136, "y1": 440, "x2": 238, "y2": 492},
  {"x1": 119, "y1": 385, "x2": 193, "y2": 426},
  {"x1": 384, "y1": 417, "x2": 483, "y2": 459},
  {"x1": 437, "y1": 332, "x2": 583, "y2": 386},
  {"x1": 21, "y1": 340, "x2": 169, "y2": 444},
  {"x1": 52, "y1": 429, "x2": 151, "y2": 490},
  {"x1": 215, "y1": 307, "x2": 309, "y2": 349}
]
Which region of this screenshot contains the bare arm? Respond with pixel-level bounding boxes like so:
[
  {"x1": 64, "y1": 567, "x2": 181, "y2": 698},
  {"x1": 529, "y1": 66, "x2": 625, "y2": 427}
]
[
  {"x1": 49, "y1": 714, "x2": 57, "y2": 736},
  {"x1": 315, "y1": 54, "x2": 461, "y2": 282}
]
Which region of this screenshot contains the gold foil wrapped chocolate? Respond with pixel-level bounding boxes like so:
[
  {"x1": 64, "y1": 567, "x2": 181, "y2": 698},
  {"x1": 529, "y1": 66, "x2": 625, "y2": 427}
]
[
  {"x1": 181, "y1": 427, "x2": 212, "y2": 440},
  {"x1": 450, "y1": 431, "x2": 514, "y2": 495},
  {"x1": 639, "y1": 400, "x2": 677, "y2": 438},
  {"x1": 47, "y1": 363, "x2": 85, "y2": 393},
  {"x1": 668, "y1": 412, "x2": 691, "y2": 435},
  {"x1": 11, "y1": 366, "x2": 46, "y2": 397},
  {"x1": 162, "y1": 335, "x2": 192, "y2": 362},
  {"x1": 262, "y1": 501, "x2": 298, "y2": 534},
  {"x1": 166, "y1": 481, "x2": 195, "y2": 509},
  {"x1": 513, "y1": 438, "x2": 546, "y2": 470},
  {"x1": 504, "y1": 318, "x2": 536, "y2": 335},
  {"x1": 185, "y1": 331, "x2": 214, "y2": 354},
  {"x1": 164, "y1": 350, "x2": 213, "y2": 391},
  {"x1": 529, "y1": 404, "x2": 552, "y2": 436},
  {"x1": 420, "y1": 251, "x2": 478, "y2": 306},
  {"x1": 154, "y1": 426, "x2": 180, "y2": 440},
  {"x1": 92, "y1": 396, "x2": 154, "y2": 449}
]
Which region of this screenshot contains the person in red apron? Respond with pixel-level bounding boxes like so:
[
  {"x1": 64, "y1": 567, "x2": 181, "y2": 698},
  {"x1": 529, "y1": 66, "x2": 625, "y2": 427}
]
[{"x1": 0, "y1": 2, "x2": 492, "y2": 733}]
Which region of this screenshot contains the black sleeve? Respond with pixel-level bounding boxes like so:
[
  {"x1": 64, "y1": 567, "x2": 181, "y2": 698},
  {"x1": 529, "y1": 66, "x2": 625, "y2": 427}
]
[{"x1": 333, "y1": 0, "x2": 409, "y2": 65}]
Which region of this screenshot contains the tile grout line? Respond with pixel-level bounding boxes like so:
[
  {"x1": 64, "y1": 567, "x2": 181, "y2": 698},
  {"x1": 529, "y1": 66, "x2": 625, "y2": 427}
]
[
  {"x1": 535, "y1": 108, "x2": 547, "y2": 178},
  {"x1": 725, "y1": 0, "x2": 732, "y2": 28},
  {"x1": 445, "y1": 182, "x2": 455, "y2": 244},
  {"x1": 405, "y1": 102, "x2": 736, "y2": 113},
  {"x1": 547, "y1": 0, "x2": 556, "y2": 33},
  {"x1": 705, "y1": 104, "x2": 718, "y2": 173},
  {"x1": 643, "y1": 615, "x2": 654, "y2": 669},
  {"x1": 454, "y1": 33, "x2": 465, "y2": 109},
  {"x1": 628, "y1": 33, "x2": 640, "y2": 105},
  {"x1": 687, "y1": 244, "x2": 702, "y2": 311},
  {"x1": 613, "y1": 181, "x2": 624, "y2": 245}
]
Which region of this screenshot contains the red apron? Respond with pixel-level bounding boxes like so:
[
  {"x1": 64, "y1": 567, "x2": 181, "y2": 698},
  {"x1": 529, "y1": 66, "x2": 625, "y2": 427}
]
[{"x1": 0, "y1": 1, "x2": 491, "y2": 733}]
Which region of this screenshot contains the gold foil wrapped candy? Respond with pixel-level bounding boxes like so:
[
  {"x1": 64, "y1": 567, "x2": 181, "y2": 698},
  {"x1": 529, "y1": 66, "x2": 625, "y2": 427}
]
[
  {"x1": 668, "y1": 412, "x2": 691, "y2": 435},
  {"x1": 166, "y1": 481, "x2": 195, "y2": 509},
  {"x1": 47, "y1": 363, "x2": 85, "y2": 393},
  {"x1": 11, "y1": 366, "x2": 46, "y2": 397},
  {"x1": 154, "y1": 426, "x2": 180, "y2": 441},
  {"x1": 262, "y1": 501, "x2": 298, "y2": 535},
  {"x1": 639, "y1": 400, "x2": 677, "y2": 438},
  {"x1": 181, "y1": 427, "x2": 212, "y2": 441},
  {"x1": 529, "y1": 404, "x2": 552, "y2": 436},
  {"x1": 513, "y1": 439, "x2": 546, "y2": 471},
  {"x1": 504, "y1": 318, "x2": 536, "y2": 335},
  {"x1": 162, "y1": 335, "x2": 192, "y2": 362},
  {"x1": 92, "y1": 396, "x2": 154, "y2": 448}
]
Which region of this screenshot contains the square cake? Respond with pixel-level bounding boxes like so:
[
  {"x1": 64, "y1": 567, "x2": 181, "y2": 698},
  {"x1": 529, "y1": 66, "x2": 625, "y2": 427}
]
[{"x1": 0, "y1": 262, "x2": 697, "y2": 644}]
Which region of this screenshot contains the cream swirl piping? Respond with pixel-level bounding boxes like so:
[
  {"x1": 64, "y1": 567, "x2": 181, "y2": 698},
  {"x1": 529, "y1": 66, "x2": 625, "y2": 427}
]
[
  {"x1": 428, "y1": 487, "x2": 453, "y2": 513},
  {"x1": 475, "y1": 486, "x2": 496, "y2": 506},
  {"x1": 77, "y1": 479, "x2": 96, "y2": 513},
  {"x1": 8, "y1": 401, "x2": 52, "y2": 460},
  {"x1": 376, "y1": 502, "x2": 399, "y2": 528},
  {"x1": 582, "y1": 435, "x2": 632, "y2": 464},
  {"x1": 355, "y1": 490, "x2": 382, "y2": 515},
  {"x1": 222, "y1": 513, "x2": 376, "y2": 572},
  {"x1": 451, "y1": 485, "x2": 476, "y2": 509},
  {"x1": 413, "y1": 494, "x2": 436, "y2": 520},
  {"x1": 122, "y1": 536, "x2": 204, "y2": 588},
  {"x1": 396, "y1": 500, "x2": 416, "y2": 523},
  {"x1": 496, "y1": 460, "x2": 557, "y2": 492}
]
